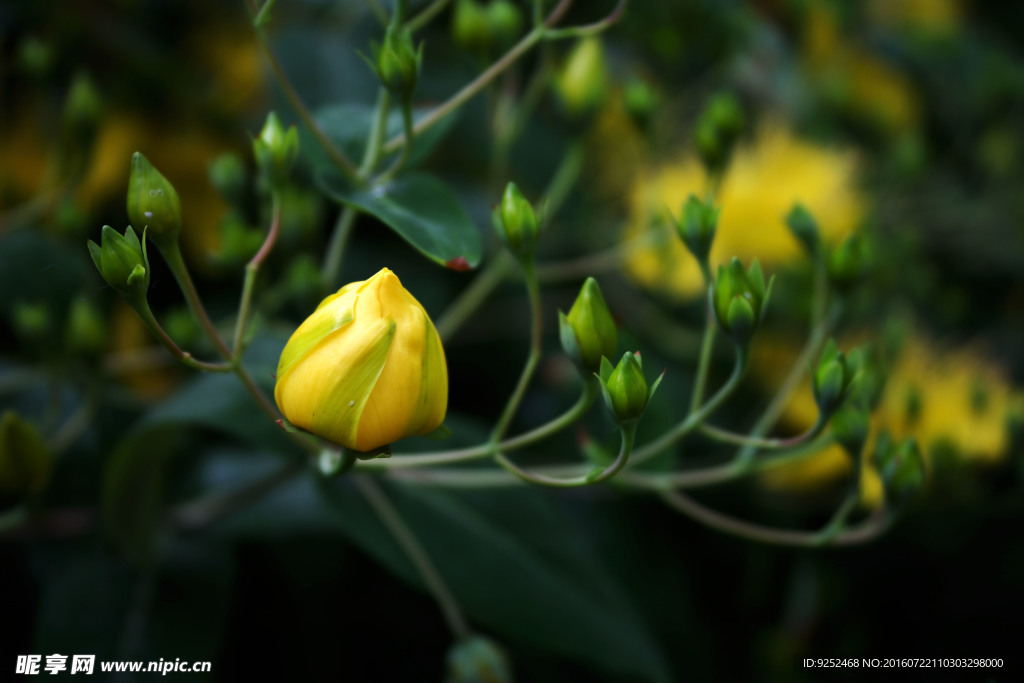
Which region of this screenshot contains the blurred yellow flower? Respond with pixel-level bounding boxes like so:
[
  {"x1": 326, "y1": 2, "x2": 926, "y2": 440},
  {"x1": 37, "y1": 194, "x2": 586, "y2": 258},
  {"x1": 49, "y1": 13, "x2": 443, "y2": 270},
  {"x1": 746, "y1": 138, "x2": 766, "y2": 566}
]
[
  {"x1": 623, "y1": 123, "x2": 863, "y2": 299},
  {"x1": 756, "y1": 334, "x2": 1020, "y2": 507},
  {"x1": 866, "y1": 0, "x2": 962, "y2": 38},
  {"x1": 803, "y1": 3, "x2": 921, "y2": 136}
]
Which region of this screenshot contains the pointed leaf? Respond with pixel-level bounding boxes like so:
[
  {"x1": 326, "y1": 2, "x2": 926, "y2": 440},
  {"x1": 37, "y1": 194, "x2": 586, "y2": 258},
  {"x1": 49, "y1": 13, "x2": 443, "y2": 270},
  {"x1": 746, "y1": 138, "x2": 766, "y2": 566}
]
[{"x1": 318, "y1": 170, "x2": 481, "y2": 269}]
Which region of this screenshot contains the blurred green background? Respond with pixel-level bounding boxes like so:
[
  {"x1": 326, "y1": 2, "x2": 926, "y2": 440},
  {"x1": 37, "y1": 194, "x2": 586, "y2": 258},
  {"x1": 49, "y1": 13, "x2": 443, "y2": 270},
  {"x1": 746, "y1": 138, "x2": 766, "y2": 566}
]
[{"x1": 2, "y1": 0, "x2": 1023, "y2": 680}]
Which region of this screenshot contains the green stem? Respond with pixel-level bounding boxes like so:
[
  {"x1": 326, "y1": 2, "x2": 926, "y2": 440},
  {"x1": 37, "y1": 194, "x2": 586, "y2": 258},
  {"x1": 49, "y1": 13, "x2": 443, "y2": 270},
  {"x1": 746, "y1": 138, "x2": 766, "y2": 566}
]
[
  {"x1": 379, "y1": 0, "x2": 576, "y2": 157},
  {"x1": 435, "y1": 253, "x2": 514, "y2": 342},
  {"x1": 699, "y1": 413, "x2": 825, "y2": 450},
  {"x1": 379, "y1": 100, "x2": 415, "y2": 182},
  {"x1": 489, "y1": 261, "x2": 542, "y2": 444},
  {"x1": 233, "y1": 193, "x2": 282, "y2": 358},
  {"x1": 359, "y1": 377, "x2": 598, "y2": 470},
  {"x1": 360, "y1": 88, "x2": 392, "y2": 177},
  {"x1": 160, "y1": 242, "x2": 233, "y2": 360},
  {"x1": 689, "y1": 302, "x2": 716, "y2": 413},
  {"x1": 620, "y1": 435, "x2": 833, "y2": 490},
  {"x1": 160, "y1": 241, "x2": 286, "y2": 427},
  {"x1": 250, "y1": 17, "x2": 359, "y2": 182},
  {"x1": 543, "y1": 0, "x2": 627, "y2": 40},
  {"x1": 353, "y1": 476, "x2": 471, "y2": 640},
  {"x1": 494, "y1": 424, "x2": 635, "y2": 488},
  {"x1": 733, "y1": 302, "x2": 839, "y2": 469},
  {"x1": 659, "y1": 489, "x2": 889, "y2": 547},
  {"x1": 406, "y1": 0, "x2": 451, "y2": 32},
  {"x1": 134, "y1": 298, "x2": 231, "y2": 373},
  {"x1": 321, "y1": 207, "x2": 359, "y2": 291},
  {"x1": 629, "y1": 345, "x2": 748, "y2": 466},
  {"x1": 253, "y1": 0, "x2": 277, "y2": 26},
  {"x1": 534, "y1": 229, "x2": 667, "y2": 283}
]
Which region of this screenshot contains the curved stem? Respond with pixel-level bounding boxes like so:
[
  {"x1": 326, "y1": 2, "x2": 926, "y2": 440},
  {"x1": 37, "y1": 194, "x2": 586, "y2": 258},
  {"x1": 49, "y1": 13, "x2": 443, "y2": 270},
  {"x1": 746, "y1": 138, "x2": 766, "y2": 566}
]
[
  {"x1": 379, "y1": 0, "x2": 577, "y2": 157},
  {"x1": 494, "y1": 424, "x2": 635, "y2": 488},
  {"x1": 233, "y1": 193, "x2": 282, "y2": 357},
  {"x1": 406, "y1": 0, "x2": 452, "y2": 33},
  {"x1": 699, "y1": 413, "x2": 826, "y2": 450},
  {"x1": 622, "y1": 435, "x2": 835, "y2": 490},
  {"x1": 160, "y1": 242, "x2": 233, "y2": 360},
  {"x1": 379, "y1": 100, "x2": 415, "y2": 183},
  {"x1": 489, "y1": 261, "x2": 542, "y2": 445},
  {"x1": 135, "y1": 299, "x2": 231, "y2": 373},
  {"x1": 321, "y1": 207, "x2": 359, "y2": 291},
  {"x1": 660, "y1": 489, "x2": 890, "y2": 547},
  {"x1": 249, "y1": 11, "x2": 359, "y2": 181},
  {"x1": 733, "y1": 302, "x2": 840, "y2": 469},
  {"x1": 629, "y1": 344, "x2": 748, "y2": 466},
  {"x1": 689, "y1": 300, "x2": 717, "y2": 413},
  {"x1": 160, "y1": 241, "x2": 286, "y2": 427},
  {"x1": 358, "y1": 374, "x2": 599, "y2": 469},
  {"x1": 543, "y1": 0, "x2": 627, "y2": 40},
  {"x1": 435, "y1": 253, "x2": 515, "y2": 342},
  {"x1": 353, "y1": 476, "x2": 471, "y2": 640}
]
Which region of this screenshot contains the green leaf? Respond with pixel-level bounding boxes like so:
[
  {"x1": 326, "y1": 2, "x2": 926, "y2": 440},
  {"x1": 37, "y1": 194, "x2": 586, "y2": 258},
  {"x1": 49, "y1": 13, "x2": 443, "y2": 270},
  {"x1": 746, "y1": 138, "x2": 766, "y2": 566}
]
[
  {"x1": 318, "y1": 170, "x2": 481, "y2": 269},
  {"x1": 318, "y1": 479, "x2": 672, "y2": 681},
  {"x1": 304, "y1": 103, "x2": 458, "y2": 172}
]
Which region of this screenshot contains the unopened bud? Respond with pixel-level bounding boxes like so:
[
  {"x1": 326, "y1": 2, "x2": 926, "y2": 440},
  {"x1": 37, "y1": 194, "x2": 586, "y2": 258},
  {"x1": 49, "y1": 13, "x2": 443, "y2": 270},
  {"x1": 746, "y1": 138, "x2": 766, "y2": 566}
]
[
  {"x1": 676, "y1": 194, "x2": 718, "y2": 269},
  {"x1": 785, "y1": 203, "x2": 821, "y2": 256},
  {"x1": 561, "y1": 277, "x2": 617, "y2": 372},
  {"x1": 492, "y1": 182, "x2": 539, "y2": 260},
  {"x1": 373, "y1": 26, "x2": 422, "y2": 99},
  {"x1": 253, "y1": 112, "x2": 299, "y2": 188},
  {"x1": 127, "y1": 153, "x2": 182, "y2": 247}
]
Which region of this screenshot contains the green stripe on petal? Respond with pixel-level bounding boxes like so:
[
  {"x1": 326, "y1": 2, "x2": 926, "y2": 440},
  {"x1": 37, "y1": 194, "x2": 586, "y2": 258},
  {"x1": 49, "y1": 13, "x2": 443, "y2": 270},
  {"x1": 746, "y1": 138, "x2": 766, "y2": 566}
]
[
  {"x1": 276, "y1": 300, "x2": 355, "y2": 378},
  {"x1": 408, "y1": 310, "x2": 447, "y2": 436},
  {"x1": 310, "y1": 317, "x2": 396, "y2": 450}
]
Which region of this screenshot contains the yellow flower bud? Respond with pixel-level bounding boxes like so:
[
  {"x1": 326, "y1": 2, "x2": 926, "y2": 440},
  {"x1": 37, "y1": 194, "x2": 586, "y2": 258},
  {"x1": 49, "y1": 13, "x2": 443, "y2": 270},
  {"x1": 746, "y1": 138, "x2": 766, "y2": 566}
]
[{"x1": 274, "y1": 268, "x2": 447, "y2": 452}]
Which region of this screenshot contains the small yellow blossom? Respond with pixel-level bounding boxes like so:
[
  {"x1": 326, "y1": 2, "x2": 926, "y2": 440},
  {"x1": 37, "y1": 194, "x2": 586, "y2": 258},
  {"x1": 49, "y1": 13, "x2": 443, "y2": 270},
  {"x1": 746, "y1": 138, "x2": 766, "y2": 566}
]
[
  {"x1": 756, "y1": 334, "x2": 1020, "y2": 507},
  {"x1": 623, "y1": 123, "x2": 863, "y2": 299},
  {"x1": 803, "y1": 3, "x2": 921, "y2": 136}
]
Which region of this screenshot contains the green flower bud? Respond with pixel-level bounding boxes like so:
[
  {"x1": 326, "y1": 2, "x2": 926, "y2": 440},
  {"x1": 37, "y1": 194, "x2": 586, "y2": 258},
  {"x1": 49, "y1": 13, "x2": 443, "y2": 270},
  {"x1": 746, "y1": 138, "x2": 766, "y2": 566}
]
[
  {"x1": 11, "y1": 302, "x2": 51, "y2": 343},
  {"x1": 0, "y1": 412, "x2": 52, "y2": 504},
  {"x1": 712, "y1": 257, "x2": 773, "y2": 345},
  {"x1": 623, "y1": 77, "x2": 659, "y2": 128},
  {"x1": 452, "y1": 0, "x2": 491, "y2": 53},
  {"x1": 253, "y1": 112, "x2": 299, "y2": 189},
  {"x1": 555, "y1": 38, "x2": 609, "y2": 116},
  {"x1": 209, "y1": 152, "x2": 248, "y2": 204},
  {"x1": 446, "y1": 636, "x2": 513, "y2": 683},
  {"x1": 487, "y1": 1, "x2": 523, "y2": 49},
  {"x1": 492, "y1": 181, "x2": 540, "y2": 260},
  {"x1": 372, "y1": 26, "x2": 422, "y2": 99},
  {"x1": 830, "y1": 403, "x2": 870, "y2": 459},
  {"x1": 17, "y1": 35, "x2": 55, "y2": 77},
  {"x1": 127, "y1": 152, "x2": 182, "y2": 248},
  {"x1": 874, "y1": 436, "x2": 926, "y2": 504},
  {"x1": 695, "y1": 92, "x2": 744, "y2": 176},
  {"x1": 812, "y1": 339, "x2": 861, "y2": 417},
  {"x1": 62, "y1": 72, "x2": 102, "y2": 148},
  {"x1": 785, "y1": 203, "x2": 821, "y2": 256},
  {"x1": 87, "y1": 225, "x2": 150, "y2": 304},
  {"x1": 598, "y1": 352, "x2": 661, "y2": 424},
  {"x1": 65, "y1": 298, "x2": 107, "y2": 355},
  {"x1": 561, "y1": 277, "x2": 617, "y2": 372},
  {"x1": 828, "y1": 231, "x2": 871, "y2": 290},
  {"x1": 675, "y1": 194, "x2": 719, "y2": 269}
]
